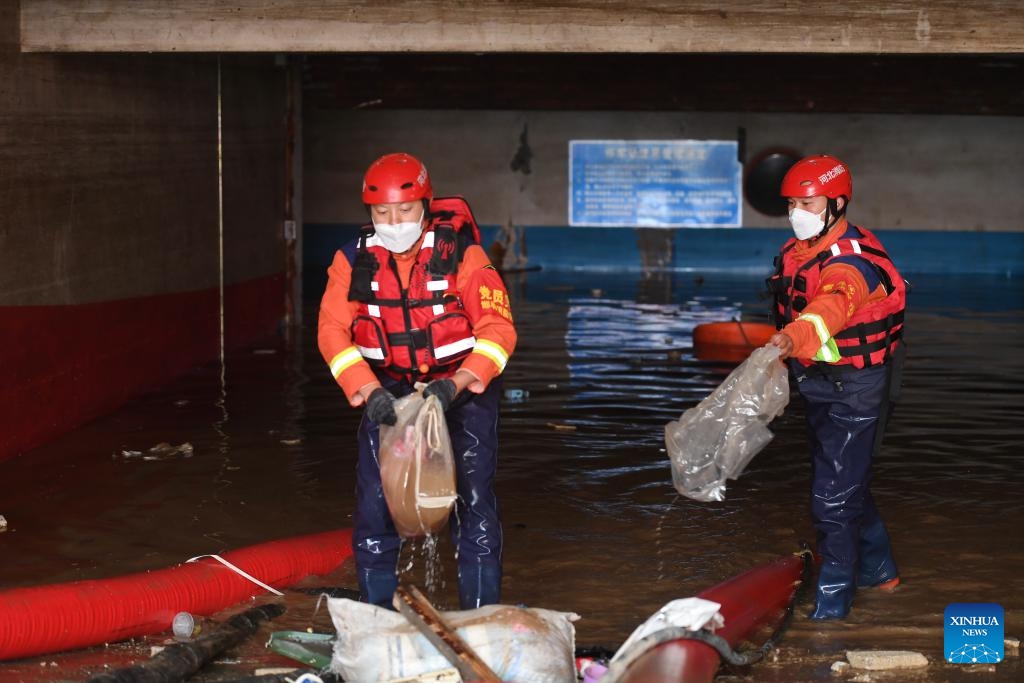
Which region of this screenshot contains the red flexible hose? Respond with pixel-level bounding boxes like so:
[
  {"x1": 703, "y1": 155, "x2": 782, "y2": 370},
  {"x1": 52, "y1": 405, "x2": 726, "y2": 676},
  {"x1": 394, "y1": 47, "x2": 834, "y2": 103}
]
[
  {"x1": 615, "y1": 553, "x2": 804, "y2": 682},
  {"x1": 0, "y1": 528, "x2": 353, "y2": 661}
]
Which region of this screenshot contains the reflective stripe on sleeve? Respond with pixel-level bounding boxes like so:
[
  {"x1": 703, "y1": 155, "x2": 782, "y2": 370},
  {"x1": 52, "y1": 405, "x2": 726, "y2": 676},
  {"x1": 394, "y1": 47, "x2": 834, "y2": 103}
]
[
  {"x1": 329, "y1": 347, "x2": 365, "y2": 378},
  {"x1": 472, "y1": 339, "x2": 510, "y2": 372},
  {"x1": 797, "y1": 312, "x2": 841, "y2": 363}
]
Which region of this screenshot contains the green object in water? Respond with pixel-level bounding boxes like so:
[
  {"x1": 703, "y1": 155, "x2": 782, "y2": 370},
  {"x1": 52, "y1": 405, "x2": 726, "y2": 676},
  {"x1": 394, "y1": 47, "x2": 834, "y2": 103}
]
[{"x1": 267, "y1": 630, "x2": 335, "y2": 669}]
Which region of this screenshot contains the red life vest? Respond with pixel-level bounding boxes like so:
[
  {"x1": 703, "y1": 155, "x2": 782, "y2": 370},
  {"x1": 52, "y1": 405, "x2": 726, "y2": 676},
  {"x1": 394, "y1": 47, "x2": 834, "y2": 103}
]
[
  {"x1": 348, "y1": 196, "x2": 483, "y2": 381},
  {"x1": 767, "y1": 225, "x2": 906, "y2": 369}
]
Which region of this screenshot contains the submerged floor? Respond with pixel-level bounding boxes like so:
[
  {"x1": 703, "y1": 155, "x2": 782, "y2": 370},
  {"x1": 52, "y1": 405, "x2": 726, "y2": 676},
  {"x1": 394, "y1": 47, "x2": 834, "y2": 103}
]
[{"x1": 1, "y1": 270, "x2": 1022, "y2": 682}]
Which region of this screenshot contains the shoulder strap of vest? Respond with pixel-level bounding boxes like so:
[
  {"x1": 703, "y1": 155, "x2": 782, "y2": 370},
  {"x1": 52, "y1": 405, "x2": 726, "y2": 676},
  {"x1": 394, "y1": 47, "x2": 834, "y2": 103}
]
[
  {"x1": 427, "y1": 223, "x2": 462, "y2": 276},
  {"x1": 428, "y1": 196, "x2": 482, "y2": 245},
  {"x1": 426, "y1": 196, "x2": 482, "y2": 277},
  {"x1": 838, "y1": 229, "x2": 898, "y2": 295},
  {"x1": 868, "y1": 259, "x2": 896, "y2": 295},
  {"x1": 796, "y1": 250, "x2": 832, "y2": 283},
  {"x1": 769, "y1": 240, "x2": 791, "y2": 275},
  {"x1": 348, "y1": 226, "x2": 379, "y2": 302}
]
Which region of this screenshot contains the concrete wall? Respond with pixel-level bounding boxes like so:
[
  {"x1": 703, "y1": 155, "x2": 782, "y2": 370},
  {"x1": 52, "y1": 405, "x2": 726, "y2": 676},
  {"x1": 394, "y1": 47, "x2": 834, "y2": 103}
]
[
  {"x1": 0, "y1": 52, "x2": 216, "y2": 305},
  {"x1": 305, "y1": 109, "x2": 1024, "y2": 233},
  {"x1": 221, "y1": 56, "x2": 289, "y2": 295},
  {"x1": 0, "y1": 2, "x2": 288, "y2": 460}
]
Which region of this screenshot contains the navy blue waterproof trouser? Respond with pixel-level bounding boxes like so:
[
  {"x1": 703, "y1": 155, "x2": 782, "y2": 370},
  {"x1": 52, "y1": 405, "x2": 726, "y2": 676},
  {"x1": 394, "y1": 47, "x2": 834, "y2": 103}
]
[
  {"x1": 794, "y1": 358, "x2": 899, "y2": 618},
  {"x1": 354, "y1": 375, "x2": 503, "y2": 610}
]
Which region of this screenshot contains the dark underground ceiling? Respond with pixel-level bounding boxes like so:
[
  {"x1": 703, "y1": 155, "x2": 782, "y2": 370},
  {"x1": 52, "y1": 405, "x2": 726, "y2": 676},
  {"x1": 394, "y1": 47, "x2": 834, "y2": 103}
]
[{"x1": 302, "y1": 53, "x2": 1024, "y2": 115}]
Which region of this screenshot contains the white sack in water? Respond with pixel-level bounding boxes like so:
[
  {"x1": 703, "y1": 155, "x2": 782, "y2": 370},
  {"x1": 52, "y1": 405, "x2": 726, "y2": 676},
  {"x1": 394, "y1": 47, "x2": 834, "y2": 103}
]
[
  {"x1": 327, "y1": 598, "x2": 579, "y2": 683},
  {"x1": 665, "y1": 345, "x2": 790, "y2": 502}
]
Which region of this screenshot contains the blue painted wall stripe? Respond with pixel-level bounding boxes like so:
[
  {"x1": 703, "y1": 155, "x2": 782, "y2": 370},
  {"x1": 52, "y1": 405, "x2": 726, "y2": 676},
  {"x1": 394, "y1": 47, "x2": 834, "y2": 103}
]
[
  {"x1": 304, "y1": 224, "x2": 1023, "y2": 312},
  {"x1": 306, "y1": 224, "x2": 1023, "y2": 277}
]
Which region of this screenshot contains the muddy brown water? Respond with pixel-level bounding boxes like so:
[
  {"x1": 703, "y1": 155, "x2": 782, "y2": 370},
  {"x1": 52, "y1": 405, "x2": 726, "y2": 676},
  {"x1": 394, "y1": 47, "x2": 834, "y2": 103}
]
[{"x1": 1, "y1": 271, "x2": 1022, "y2": 682}]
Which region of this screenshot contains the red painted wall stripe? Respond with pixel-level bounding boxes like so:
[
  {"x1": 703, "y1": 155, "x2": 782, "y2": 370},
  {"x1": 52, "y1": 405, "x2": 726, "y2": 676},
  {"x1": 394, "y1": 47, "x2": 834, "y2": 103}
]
[{"x1": 0, "y1": 273, "x2": 283, "y2": 462}]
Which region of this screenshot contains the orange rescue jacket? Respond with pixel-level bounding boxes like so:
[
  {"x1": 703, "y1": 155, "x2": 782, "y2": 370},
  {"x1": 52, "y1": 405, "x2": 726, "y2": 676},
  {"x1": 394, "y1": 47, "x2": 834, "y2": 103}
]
[
  {"x1": 767, "y1": 224, "x2": 906, "y2": 369},
  {"x1": 318, "y1": 197, "x2": 517, "y2": 403}
]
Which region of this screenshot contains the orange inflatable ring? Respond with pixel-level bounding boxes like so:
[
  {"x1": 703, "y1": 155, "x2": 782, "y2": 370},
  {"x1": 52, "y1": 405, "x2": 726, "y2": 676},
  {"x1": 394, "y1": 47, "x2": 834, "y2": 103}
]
[{"x1": 693, "y1": 321, "x2": 776, "y2": 363}]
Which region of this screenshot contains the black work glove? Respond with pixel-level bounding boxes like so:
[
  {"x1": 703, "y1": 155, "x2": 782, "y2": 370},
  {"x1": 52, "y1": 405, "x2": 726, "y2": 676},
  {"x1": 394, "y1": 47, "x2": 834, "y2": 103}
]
[
  {"x1": 422, "y1": 378, "x2": 457, "y2": 411},
  {"x1": 365, "y1": 387, "x2": 397, "y2": 425}
]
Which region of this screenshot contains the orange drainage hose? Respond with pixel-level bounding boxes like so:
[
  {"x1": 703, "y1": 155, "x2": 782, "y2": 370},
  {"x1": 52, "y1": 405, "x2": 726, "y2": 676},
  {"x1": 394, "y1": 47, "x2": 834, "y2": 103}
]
[{"x1": 0, "y1": 529, "x2": 353, "y2": 661}]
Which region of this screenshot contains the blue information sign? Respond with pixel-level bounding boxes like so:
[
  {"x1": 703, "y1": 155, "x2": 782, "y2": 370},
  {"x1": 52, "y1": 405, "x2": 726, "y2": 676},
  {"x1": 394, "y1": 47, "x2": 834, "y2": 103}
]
[{"x1": 569, "y1": 140, "x2": 742, "y2": 228}]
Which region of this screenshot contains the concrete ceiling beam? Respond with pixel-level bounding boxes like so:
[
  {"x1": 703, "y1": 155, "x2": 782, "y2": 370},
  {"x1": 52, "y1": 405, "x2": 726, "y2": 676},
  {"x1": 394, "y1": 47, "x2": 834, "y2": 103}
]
[{"x1": 20, "y1": 0, "x2": 1024, "y2": 54}]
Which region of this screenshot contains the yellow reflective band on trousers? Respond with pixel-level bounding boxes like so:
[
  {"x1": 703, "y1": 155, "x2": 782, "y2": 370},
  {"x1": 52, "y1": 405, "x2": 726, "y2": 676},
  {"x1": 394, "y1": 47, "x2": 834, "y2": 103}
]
[
  {"x1": 472, "y1": 339, "x2": 509, "y2": 372},
  {"x1": 329, "y1": 347, "x2": 364, "y2": 378},
  {"x1": 798, "y1": 313, "x2": 842, "y2": 363}
]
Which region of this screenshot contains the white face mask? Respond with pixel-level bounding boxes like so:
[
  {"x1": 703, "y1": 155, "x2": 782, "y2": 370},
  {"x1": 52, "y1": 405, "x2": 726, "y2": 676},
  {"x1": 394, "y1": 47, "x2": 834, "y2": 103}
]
[
  {"x1": 788, "y1": 207, "x2": 826, "y2": 240},
  {"x1": 372, "y1": 213, "x2": 424, "y2": 253}
]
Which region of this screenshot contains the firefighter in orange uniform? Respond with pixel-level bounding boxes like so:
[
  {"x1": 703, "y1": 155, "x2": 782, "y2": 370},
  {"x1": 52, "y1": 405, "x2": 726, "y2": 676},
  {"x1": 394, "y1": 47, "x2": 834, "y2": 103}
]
[
  {"x1": 318, "y1": 153, "x2": 517, "y2": 609},
  {"x1": 767, "y1": 155, "x2": 906, "y2": 620}
]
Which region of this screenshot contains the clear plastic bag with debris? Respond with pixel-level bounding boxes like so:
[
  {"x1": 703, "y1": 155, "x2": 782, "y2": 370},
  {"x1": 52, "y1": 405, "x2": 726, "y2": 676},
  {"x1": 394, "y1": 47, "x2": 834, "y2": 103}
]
[
  {"x1": 665, "y1": 345, "x2": 790, "y2": 502},
  {"x1": 379, "y1": 393, "x2": 457, "y2": 539}
]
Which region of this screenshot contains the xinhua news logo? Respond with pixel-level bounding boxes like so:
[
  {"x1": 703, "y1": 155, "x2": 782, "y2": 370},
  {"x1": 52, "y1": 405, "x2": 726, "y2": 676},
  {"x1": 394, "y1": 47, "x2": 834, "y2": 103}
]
[{"x1": 944, "y1": 603, "x2": 1003, "y2": 664}]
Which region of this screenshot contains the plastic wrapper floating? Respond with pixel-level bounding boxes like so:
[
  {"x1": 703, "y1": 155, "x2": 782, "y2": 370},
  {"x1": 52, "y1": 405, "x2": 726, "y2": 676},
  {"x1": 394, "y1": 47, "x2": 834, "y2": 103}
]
[
  {"x1": 665, "y1": 345, "x2": 790, "y2": 502},
  {"x1": 379, "y1": 393, "x2": 457, "y2": 538}
]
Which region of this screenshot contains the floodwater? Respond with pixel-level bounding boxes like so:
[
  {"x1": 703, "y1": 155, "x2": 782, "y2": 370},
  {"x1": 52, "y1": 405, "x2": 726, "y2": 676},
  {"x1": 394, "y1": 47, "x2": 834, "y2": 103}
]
[{"x1": 1, "y1": 269, "x2": 1022, "y2": 682}]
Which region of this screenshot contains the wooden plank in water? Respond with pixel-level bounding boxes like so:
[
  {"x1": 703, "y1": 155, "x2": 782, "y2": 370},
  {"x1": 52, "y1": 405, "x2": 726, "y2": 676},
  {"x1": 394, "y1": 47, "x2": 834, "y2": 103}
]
[{"x1": 393, "y1": 584, "x2": 501, "y2": 683}]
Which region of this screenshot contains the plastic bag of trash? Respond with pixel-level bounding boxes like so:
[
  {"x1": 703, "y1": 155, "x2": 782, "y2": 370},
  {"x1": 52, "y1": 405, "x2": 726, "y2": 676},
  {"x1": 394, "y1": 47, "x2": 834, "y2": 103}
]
[
  {"x1": 665, "y1": 345, "x2": 789, "y2": 502},
  {"x1": 379, "y1": 393, "x2": 457, "y2": 538},
  {"x1": 327, "y1": 598, "x2": 578, "y2": 683}
]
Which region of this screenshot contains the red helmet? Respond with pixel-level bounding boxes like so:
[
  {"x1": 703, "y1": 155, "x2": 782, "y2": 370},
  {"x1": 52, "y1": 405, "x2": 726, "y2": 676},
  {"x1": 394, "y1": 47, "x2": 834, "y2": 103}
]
[
  {"x1": 361, "y1": 152, "x2": 433, "y2": 204},
  {"x1": 780, "y1": 154, "x2": 852, "y2": 201}
]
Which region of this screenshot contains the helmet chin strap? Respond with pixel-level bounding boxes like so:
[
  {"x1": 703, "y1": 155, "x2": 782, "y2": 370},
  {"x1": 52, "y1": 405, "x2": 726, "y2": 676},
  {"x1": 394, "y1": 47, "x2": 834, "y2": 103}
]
[{"x1": 811, "y1": 197, "x2": 845, "y2": 242}]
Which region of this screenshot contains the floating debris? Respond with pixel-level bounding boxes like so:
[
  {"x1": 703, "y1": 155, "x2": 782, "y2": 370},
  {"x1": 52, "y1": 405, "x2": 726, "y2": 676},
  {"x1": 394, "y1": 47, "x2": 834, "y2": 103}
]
[
  {"x1": 254, "y1": 669, "x2": 301, "y2": 676},
  {"x1": 0, "y1": 514, "x2": 7, "y2": 532},
  {"x1": 546, "y1": 422, "x2": 577, "y2": 431},
  {"x1": 504, "y1": 388, "x2": 529, "y2": 403},
  {"x1": 846, "y1": 650, "x2": 928, "y2": 670},
  {"x1": 280, "y1": 438, "x2": 302, "y2": 446},
  {"x1": 119, "y1": 442, "x2": 195, "y2": 461}
]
